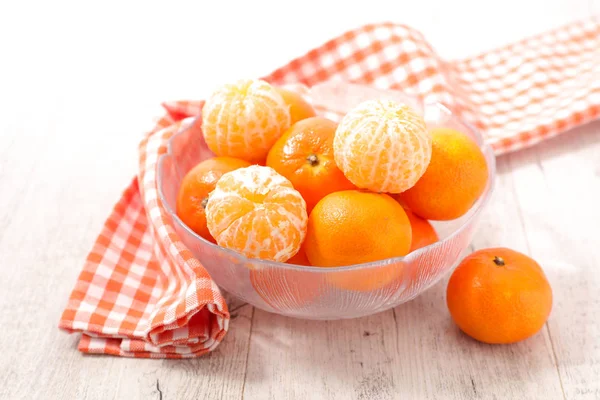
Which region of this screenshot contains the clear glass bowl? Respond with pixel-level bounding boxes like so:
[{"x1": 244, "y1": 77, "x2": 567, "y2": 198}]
[{"x1": 157, "y1": 83, "x2": 496, "y2": 320}]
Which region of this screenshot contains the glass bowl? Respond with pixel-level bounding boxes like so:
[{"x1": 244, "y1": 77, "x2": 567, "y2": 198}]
[{"x1": 157, "y1": 83, "x2": 496, "y2": 320}]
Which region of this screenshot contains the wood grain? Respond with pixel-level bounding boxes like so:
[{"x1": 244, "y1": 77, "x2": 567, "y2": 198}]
[
  {"x1": 244, "y1": 308, "x2": 399, "y2": 400},
  {"x1": 507, "y1": 123, "x2": 600, "y2": 400}
]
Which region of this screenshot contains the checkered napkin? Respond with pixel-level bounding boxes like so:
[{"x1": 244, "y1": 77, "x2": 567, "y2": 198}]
[{"x1": 59, "y1": 18, "x2": 600, "y2": 358}]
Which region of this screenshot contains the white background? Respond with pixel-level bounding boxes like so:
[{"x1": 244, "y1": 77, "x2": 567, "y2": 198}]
[{"x1": 2, "y1": 0, "x2": 597, "y2": 130}]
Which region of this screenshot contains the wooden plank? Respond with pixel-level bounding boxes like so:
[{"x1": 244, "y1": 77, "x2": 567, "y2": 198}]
[
  {"x1": 103, "y1": 296, "x2": 253, "y2": 400},
  {"x1": 244, "y1": 308, "x2": 399, "y2": 400},
  {"x1": 508, "y1": 122, "x2": 600, "y2": 400}
]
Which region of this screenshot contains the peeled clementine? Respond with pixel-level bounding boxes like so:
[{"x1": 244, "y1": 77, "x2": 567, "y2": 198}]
[
  {"x1": 399, "y1": 127, "x2": 488, "y2": 221},
  {"x1": 333, "y1": 99, "x2": 431, "y2": 193},
  {"x1": 201, "y1": 79, "x2": 291, "y2": 163},
  {"x1": 275, "y1": 87, "x2": 316, "y2": 125},
  {"x1": 266, "y1": 117, "x2": 355, "y2": 213},
  {"x1": 205, "y1": 165, "x2": 308, "y2": 262},
  {"x1": 176, "y1": 157, "x2": 250, "y2": 242},
  {"x1": 446, "y1": 248, "x2": 553, "y2": 344}
]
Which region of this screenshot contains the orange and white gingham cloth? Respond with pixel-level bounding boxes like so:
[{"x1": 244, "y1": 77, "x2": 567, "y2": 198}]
[{"x1": 59, "y1": 18, "x2": 600, "y2": 358}]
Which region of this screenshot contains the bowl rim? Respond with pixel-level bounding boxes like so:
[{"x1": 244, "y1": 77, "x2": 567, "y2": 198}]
[{"x1": 157, "y1": 99, "x2": 497, "y2": 273}]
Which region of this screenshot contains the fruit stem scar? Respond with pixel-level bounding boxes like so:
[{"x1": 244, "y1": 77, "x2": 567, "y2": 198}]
[
  {"x1": 307, "y1": 154, "x2": 319, "y2": 166},
  {"x1": 493, "y1": 256, "x2": 505, "y2": 266},
  {"x1": 201, "y1": 197, "x2": 209, "y2": 209}
]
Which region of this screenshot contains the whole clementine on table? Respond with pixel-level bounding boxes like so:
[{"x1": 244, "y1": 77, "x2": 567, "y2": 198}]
[
  {"x1": 404, "y1": 208, "x2": 438, "y2": 252},
  {"x1": 201, "y1": 79, "x2": 291, "y2": 163},
  {"x1": 205, "y1": 165, "x2": 308, "y2": 262},
  {"x1": 399, "y1": 127, "x2": 488, "y2": 221},
  {"x1": 266, "y1": 117, "x2": 355, "y2": 213},
  {"x1": 274, "y1": 87, "x2": 316, "y2": 124},
  {"x1": 176, "y1": 157, "x2": 250, "y2": 242},
  {"x1": 333, "y1": 99, "x2": 431, "y2": 193},
  {"x1": 446, "y1": 248, "x2": 553, "y2": 344},
  {"x1": 304, "y1": 190, "x2": 411, "y2": 291}
]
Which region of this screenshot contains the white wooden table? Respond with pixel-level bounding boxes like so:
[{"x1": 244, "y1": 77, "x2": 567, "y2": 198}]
[{"x1": 1, "y1": 1, "x2": 599, "y2": 399}]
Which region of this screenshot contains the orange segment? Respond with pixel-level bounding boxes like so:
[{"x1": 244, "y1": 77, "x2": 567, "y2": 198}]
[
  {"x1": 266, "y1": 117, "x2": 356, "y2": 213},
  {"x1": 333, "y1": 99, "x2": 431, "y2": 193},
  {"x1": 176, "y1": 157, "x2": 250, "y2": 242},
  {"x1": 201, "y1": 79, "x2": 291, "y2": 163},
  {"x1": 205, "y1": 165, "x2": 308, "y2": 262}
]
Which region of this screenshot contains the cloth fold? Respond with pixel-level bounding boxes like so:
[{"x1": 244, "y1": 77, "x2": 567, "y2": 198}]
[{"x1": 59, "y1": 18, "x2": 599, "y2": 358}]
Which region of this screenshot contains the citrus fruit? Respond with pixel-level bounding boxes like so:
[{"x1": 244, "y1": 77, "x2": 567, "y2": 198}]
[
  {"x1": 286, "y1": 246, "x2": 311, "y2": 266},
  {"x1": 275, "y1": 87, "x2": 316, "y2": 124},
  {"x1": 305, "y1": 190, "x2": 412, "y2": 267},
  {"x1": 266, "y1": 117, "x2": 356, "y2": 213},
  {"x1": 404, "y1": 208, "x2": 438, "y2": 252},
  {"x1": 446, "y1": 248, "x2": 553, "y2": 344},
  {"x1": 399, "y1": 127, "x2": 488, "y2": 221},
  {"x1": 325, "y1": 262, "x2": 405, "y2": 292},
  {"x1": 201, "y1": 79, "x2": 291, "y2": 163},
  {"x1": 333, "y1": 99, "x2": 431, "y2": 193},
  {"x1": 303, "y1": 190, "x2": 410, "y2": 292},
  {"x1": 176, "y1": 157, "x2": 250, "y2": 242},
  {"x1": 205, "y1": 165, "x2": 308, "y2": 262}
]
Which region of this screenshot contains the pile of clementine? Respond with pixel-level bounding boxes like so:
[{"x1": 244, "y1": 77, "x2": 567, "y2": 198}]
[
  {"x1": 180, "y1": 78, "x2": 486, "y2": 266},
  {"x1": 175, "y1": 78, "x2": 552, "y2": 344}
]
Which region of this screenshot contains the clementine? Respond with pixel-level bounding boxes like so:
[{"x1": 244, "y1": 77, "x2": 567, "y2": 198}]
[
  {"x1": 404, "y1": 208, "x2": 439, "y2": 252},
  {"x1": 176, "y1": 157, "x2": 250, "y2": 242},
  {"x1": 304, "y1": 190, "x2": 411, "y2": 291},
  {"x1": 305, "y1": 190, "x2": 412, "y2": 267},
  {"x1": 275, "y1": 87, "x2": 316, "y2": 125},
  {"x1": 201, "y1": 79, "x2": 290, "y2": 163},
  {"x1": 204, "y1": 165, "x2": 308, "y2": 262},
  {"x1": 399, "y1": 127, "x2": 488, "y2": 221},
  {"x1": 446, "y1": 248, "x2": 553, "y2": 344},
  {"x1": 326, "y1": 262, "x2": 405, "y2": 292},
  {"x1": 266, "y1": 117, "x2": 355, "y2": 212},
  {"x1": 286, "y1": 246, "x2": 311, "y2": 266},
  {"x1": 333, "y1": 99, "x2": 431, "y2": 193}
]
